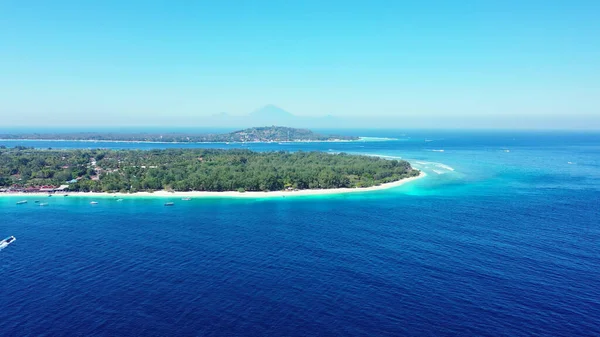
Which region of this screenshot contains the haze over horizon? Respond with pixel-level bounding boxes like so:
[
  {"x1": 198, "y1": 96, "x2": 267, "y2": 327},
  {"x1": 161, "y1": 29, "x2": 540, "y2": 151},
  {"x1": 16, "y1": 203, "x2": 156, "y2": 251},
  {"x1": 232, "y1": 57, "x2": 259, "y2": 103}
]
[{"x1": 1, "y1": 1, "x2": 599, "y2": 129}]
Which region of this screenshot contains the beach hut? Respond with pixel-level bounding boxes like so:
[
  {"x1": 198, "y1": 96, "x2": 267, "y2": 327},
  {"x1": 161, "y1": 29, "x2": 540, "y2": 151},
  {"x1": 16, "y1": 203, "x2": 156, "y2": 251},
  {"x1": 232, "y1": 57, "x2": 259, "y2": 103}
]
[{"x1": 39, "y1": 185, "x2": 56, "y2": 192}]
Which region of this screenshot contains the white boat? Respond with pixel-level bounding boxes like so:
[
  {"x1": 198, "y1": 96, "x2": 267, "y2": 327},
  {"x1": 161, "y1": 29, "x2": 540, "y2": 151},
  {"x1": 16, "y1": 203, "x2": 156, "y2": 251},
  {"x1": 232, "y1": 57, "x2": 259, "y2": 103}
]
[
  {"x1": 16, "y1": 200, "x2": 27, "y2": 205},
  {"x1": 116, "y1": 199, "x2": 124, "y2": 202},
  {"x1": 0, "y1": 236, "x2": 16, "y2": 249},
  {"x1": 39, "y1": 203, "x2": 49, "y2": 206},
  {"x1": 164, "y1": 202, "x2": 175, "y2": 206},
  {"x1": 182, "y1": 197, "x2": 191, "y2": 201},
  {"x1": 90, "y1": 201, "x2": 98, "y2": 205}
]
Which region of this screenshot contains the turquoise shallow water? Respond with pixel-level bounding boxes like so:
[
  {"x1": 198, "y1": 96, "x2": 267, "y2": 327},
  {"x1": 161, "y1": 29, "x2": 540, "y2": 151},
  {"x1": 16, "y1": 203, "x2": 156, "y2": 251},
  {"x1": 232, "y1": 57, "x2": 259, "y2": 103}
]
[{"x1": 1, "y1": 130, "x2": 600, "y2": 336}]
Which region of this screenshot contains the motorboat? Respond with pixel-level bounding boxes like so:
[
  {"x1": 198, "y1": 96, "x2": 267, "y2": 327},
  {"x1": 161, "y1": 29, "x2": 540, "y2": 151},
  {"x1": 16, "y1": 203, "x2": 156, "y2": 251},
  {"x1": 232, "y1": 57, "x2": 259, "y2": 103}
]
[
  {"x1": 16, "y1": 200, "x2": 27, "y2": 205},
  {"x1": 182, "y1": 197, "x2": 191, "y2": 201},
  {"x1": 90, "y1": 201, "x2": 98, "y2": 205},
  {"x1": 0, "y1": 236, "x2": 16, "y2": 249},
  {"x1": 39, "y1": 203, "x2": 49, "y2": 206},
  {"x1": 164, "y1": 202, "x2": 175, "y2": 206}
]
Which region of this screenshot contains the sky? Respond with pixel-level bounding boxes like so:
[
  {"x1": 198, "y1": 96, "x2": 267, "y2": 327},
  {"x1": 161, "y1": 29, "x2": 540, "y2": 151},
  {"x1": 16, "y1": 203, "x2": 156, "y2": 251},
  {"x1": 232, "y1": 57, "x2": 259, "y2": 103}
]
[{"x1": 0, "y1": 0, "x2": 599, "y2": 128}]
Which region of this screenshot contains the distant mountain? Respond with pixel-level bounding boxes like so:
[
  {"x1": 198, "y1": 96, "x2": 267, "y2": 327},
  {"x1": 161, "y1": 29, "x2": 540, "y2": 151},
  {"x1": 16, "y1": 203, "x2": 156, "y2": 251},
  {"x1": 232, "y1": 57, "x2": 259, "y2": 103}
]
[
  {"x1": 200, "y1": 105, "x2": 345, "y2": 128},
  {"x1": 212, "y1": 112, "x2": 230, "y2": 117},
  {"x1": 249, "y1": 105, "x2": 294, "y2": 118}
]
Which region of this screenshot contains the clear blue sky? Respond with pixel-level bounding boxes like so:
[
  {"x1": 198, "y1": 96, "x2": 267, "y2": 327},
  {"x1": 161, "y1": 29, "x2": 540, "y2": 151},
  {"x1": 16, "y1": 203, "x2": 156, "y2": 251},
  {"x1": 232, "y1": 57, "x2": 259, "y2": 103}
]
[{"x1": 1, "y1": 0, "x2": 599, "y2": 128}]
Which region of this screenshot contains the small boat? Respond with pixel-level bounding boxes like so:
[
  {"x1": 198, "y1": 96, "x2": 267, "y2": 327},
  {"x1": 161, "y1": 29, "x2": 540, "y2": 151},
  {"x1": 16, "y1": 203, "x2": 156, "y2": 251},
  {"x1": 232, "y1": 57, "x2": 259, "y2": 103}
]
[
  {"x1": 182, "y1": 197, "x2": 191, "y2": 201},
  {"x1": 64, "y1": 194, "x2": 69, "y2": 197},
  {"x1": 16, "y1": 200, "x2": 27, "y2": 205},
  {"x1": 164, "y1": 202, "x2": 175, "y2": 206},
  {"x1": 34, "y1": 200, "x2": 40, "y2": 203},
  {"x1": 90, "y1": 201, "x2": 98, "y2": 205},
  {"x1": 48, "y1": 194, "x2": 52, "y2": 197},
  {"x1": 39, "y1": 203, "x2": 49, "y2": 207},
  {"x1": 0, "y1": 236, "x2": 16, "y2": 249},
  {"x1": 116, "y1": 199, "x2": 124, "y2": 202}
]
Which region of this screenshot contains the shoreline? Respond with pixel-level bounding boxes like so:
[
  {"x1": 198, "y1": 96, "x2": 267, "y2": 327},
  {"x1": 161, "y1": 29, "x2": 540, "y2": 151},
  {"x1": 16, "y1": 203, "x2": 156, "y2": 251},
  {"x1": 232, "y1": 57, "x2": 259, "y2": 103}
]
[{"x1": 0, "y1": 172, "x2": 425, "y2": 199}]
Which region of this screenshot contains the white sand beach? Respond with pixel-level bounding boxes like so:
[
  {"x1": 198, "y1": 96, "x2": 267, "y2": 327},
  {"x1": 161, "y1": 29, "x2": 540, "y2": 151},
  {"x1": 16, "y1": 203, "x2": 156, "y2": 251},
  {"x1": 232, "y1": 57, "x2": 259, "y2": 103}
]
[{"x1": 0, "y1": 172, "x2": 425, "y2": 199}]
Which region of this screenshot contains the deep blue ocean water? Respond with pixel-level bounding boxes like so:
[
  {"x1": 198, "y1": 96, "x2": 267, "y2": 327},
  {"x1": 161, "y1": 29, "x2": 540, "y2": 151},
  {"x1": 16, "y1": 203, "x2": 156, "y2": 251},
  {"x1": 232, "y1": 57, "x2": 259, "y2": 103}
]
[{"x1": 1, "y1": 130, "x2": 599, "y2": 336}]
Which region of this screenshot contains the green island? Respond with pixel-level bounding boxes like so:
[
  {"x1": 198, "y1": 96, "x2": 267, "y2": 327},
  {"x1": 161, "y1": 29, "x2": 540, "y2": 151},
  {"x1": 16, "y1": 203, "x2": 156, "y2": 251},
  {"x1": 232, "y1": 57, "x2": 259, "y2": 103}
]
[
  {"x1": 0, "y1": 126, "x2": 358, "y2": 143},
  {"x1": 0, "y1": 147, "x2": 419, "y2": 193}
]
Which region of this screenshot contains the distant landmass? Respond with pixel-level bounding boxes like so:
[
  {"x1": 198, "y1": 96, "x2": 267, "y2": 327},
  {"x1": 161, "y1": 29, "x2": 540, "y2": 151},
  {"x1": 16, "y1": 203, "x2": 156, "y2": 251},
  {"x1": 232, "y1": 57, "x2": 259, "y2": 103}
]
[
  {"x1": 223, "y1": 126, "x2": 357, "y2": 142},
  {"x1": 0, "y1": 126, "x2": 359, "y2": 143}
]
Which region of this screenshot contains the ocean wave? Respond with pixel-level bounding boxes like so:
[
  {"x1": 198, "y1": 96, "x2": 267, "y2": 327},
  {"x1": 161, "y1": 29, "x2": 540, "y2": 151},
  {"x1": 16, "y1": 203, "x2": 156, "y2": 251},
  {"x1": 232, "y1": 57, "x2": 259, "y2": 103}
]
[
  {"x1": 435, "y1": 163, "x2": 455, "y2": 171},
  {"x1": 412, "y1": 161, "x2": 455, "y2": 172},
  {"x1": 358, "y1": 137, "x2": 398, "y2": 141},
  {"x1": 359, "y1": 153, "x2": 403, "y2": 160}
]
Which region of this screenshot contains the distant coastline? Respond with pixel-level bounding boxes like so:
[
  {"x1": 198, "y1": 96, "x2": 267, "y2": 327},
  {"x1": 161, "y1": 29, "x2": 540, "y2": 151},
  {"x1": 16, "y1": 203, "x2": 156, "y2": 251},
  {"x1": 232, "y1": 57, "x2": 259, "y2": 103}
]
[
  {"x1": 0, "y1": 172, "x2": 425, "y2": 199},
  {"x1": 0, "y1": 137, "x2": 396, "y2": 144},
  {"x1": 0, "y1": 138, "x2": 362, "y2": 145},
  {"x1": 0, "y1": 126, "x2": 360, "y2": 143}
]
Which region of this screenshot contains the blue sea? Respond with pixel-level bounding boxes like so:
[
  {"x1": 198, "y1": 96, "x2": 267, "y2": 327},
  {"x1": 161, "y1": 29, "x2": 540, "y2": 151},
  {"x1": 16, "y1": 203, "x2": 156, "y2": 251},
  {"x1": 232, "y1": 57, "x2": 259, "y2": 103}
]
[{"x1": 1, "y1": 130, "x2": 599, "y2": 336}]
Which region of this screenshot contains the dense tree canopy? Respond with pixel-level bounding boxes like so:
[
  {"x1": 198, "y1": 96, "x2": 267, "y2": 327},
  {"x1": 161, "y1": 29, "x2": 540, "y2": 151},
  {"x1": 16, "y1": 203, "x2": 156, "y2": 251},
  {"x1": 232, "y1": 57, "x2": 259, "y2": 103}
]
[{"x1": 0, "y1": 148, "x2": 419, "y2": 193}]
